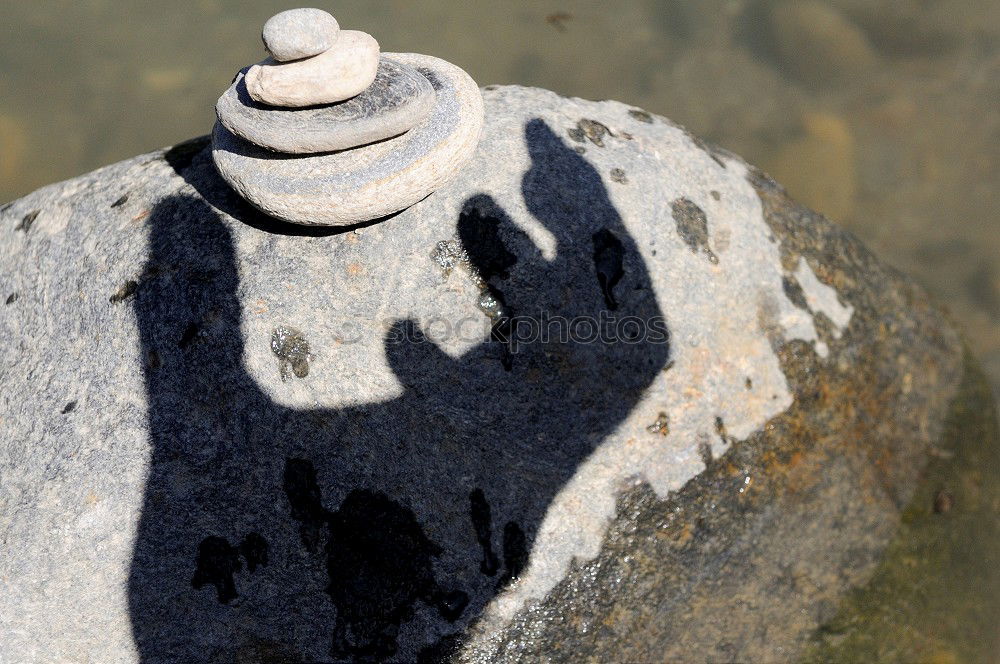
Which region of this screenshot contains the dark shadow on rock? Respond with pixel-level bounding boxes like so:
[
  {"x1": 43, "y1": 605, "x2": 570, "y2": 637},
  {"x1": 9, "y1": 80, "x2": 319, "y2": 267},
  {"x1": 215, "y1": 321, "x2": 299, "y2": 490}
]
[
  {"x1": 164, "y1": 136, "x2": 397, "y2": 238},
  {"x1": 130, "y1": 119, "x2": 669, "y2": 661}
]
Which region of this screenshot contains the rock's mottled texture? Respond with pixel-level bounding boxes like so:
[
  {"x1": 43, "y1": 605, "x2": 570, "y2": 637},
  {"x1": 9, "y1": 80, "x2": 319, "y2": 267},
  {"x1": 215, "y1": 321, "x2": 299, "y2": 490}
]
[
  {"x1": 1, "y1": 85, "x2": 996, "y2": 663},
  {"x1": 261, "y1": 8, "x2": 339, "y2": 62},
  {"x1": 214, "y1": 53, "x2": 484, "y2": 225},
  {"x1": 217, "y1": 58, "x2": 435, "y2": 154},
  {"x1": 246, "y1": 30, "x2": 379, "y2": 108}
]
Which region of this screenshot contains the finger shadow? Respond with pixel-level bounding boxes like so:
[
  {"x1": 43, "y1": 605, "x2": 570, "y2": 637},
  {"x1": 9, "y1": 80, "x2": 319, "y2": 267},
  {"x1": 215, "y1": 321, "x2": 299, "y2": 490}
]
[{"x1": 129, "y1": 118, "x2": 669, "y2": 662}]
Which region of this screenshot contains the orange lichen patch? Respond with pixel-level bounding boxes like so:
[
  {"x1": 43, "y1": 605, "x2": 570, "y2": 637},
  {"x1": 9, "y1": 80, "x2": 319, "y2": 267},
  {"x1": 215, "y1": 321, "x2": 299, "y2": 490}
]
[{"x1": 346, "y1": 262, "x2": 364, "y2": 277}]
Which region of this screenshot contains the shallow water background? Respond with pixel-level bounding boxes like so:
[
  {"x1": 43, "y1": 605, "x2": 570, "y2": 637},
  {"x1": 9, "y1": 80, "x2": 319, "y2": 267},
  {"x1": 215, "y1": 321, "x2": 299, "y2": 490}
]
[{"x1": 0, "y1": 0, "x2": 998, "y2": 393}]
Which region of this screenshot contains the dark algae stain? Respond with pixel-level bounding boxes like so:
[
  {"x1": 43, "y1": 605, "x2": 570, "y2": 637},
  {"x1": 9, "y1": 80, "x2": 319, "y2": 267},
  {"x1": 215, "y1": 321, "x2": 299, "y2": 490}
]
[
  {"x1": 469, "y1": 488, "x2": 500, "y2": 576},
  {"x1": 629, "y1": 108, "x2": 654, "y2": 123},
  {"x1": 239, "y1": 533, "x2": 269, "y2": 573},
  {"x1": 282, "y1": 458, "x2": 327, "y2": 551},
  {"x1": 282, "y1": 458, "x2": 469, "y2": 659},
  {"x1": 109, "y1": 280, "x2": 139, "y2": 304},
  {"x1": 610, "y1": 167, "x2": 628, "y2": 184},
  {"x1": 577, "y1": 118, "x2": 611, "y2": 147},
  {"x1": 61, "y1": 401, "x2": 77, "y2": 414},
  {"x1": 128, "y1": 118, "x2": 669, "y2": 661},
  {"x1": 111, "y1": 194, "x2": 130, "y2": 208},
  {"x1": 190, "y1": 533, "x2": 264, "y2": 603},
  {"x1": 270, "y1": 326, "x2": 311, "y2": 380},
  {"x1": 326, "y1": 489, "x2": 454, "y2": 660},
  {"x1": 498, "y1": 522, "x2": 528, "y2": 589},
  {"x1": 192, "y1": 536, "x2": 242, "y2": 604},
  {"x1": 593, "y1": 228, "x2": 625, "y2": 310},
  {"x1": 5, "y1": 293, "x2": 18, "y2": 305},
  {"x1": 671, "y1": 197, "x2": 719, "y2": 264},
  {"x1": 15, "y1": 210, "x2": 39, "y2": 232},
  {"x1": 782, "y1": 275, "x2": 809, "y2": 310}
]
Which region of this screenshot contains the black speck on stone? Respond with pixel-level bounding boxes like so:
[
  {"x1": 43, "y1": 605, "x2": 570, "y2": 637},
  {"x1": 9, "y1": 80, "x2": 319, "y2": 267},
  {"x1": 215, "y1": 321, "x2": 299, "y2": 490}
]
[
  {"x1": 111, "y1": 194, "x2": 129, "y2": 208},
  {"x1": 15, "y1": 210, "x2": 39, "y2": 232},
  {"x1": 191, "y1": 536, "x2": 242, "y2": 604},
  {"x1": 61, "y1": 401, "x2": 77, "y2": 414},
  {"x1": 109, "y1": 280, "x2": 139, "y2": 304},
  {"x1": 628, "y1": 108, "x2": 654, "y2": 123},
  {"x1": 671, "y1": 197, "x2": 718, "y2": 264},
  {"x1": 592, "y1": 228, "x2": 625, "y2": 310},
  {"x1": 610, "y1": 168, "x2": 628, "y2": 184},
  {"x1": 4, "y1": 293, "x2": 18, "y2": 305}
]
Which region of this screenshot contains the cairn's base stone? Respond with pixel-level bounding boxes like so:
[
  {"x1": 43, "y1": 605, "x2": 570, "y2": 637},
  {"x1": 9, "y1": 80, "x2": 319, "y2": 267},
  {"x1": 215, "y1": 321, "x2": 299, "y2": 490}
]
[{"x1": 1, "y1": 84, "x2": 997, "y2": 663}]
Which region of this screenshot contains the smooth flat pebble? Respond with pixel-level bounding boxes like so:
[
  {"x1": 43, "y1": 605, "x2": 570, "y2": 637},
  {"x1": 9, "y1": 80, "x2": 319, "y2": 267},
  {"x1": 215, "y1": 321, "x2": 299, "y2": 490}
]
[
  {"x1": 246, "y1": 30, "x2": 379, "y2": 107},
  {"x1": 216, "y1": 59, "x2": 435, "y2": 154},
  {"x1": 262, "y1": 8, "x2": 339, "y2": 62},
  {"x1": 213, "y1": 53, "x2": 484, "y2": 226}
]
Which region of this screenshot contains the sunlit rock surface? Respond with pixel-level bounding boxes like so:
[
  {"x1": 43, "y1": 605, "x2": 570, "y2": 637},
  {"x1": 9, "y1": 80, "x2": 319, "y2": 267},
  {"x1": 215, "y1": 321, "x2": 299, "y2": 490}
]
[{"x1": 0, "y1": 86, "x2": 994, "y2": 663}]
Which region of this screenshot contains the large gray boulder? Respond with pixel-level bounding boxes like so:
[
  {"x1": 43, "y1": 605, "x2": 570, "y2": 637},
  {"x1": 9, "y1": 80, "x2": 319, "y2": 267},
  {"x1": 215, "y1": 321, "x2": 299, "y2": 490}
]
[{"x1": 1, "y1": 86, "x2": 996, "y2": 663}]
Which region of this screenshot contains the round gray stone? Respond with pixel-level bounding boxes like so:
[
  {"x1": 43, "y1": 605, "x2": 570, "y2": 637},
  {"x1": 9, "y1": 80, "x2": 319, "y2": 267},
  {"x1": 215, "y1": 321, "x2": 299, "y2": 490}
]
[
  {"x1": 216, "y1": 58, "x2": 435, "y2": 154},
  {"x1": 262, "y1": 8, "x2": 339, "y2": 62},
  {"x1": 212, "y1": 52, "x2": 484, "y2": 226}
]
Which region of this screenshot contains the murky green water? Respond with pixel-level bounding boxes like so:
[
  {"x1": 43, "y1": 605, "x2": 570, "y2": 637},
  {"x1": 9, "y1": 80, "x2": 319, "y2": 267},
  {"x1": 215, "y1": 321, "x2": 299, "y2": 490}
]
[{"x1": 1, "y1": 2, "x2": 997, "y2": 398}]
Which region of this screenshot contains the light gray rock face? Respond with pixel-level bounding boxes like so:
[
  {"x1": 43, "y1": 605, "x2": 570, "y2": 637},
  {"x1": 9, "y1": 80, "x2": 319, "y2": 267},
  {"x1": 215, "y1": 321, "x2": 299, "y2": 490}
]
[
  {"x1": 246, "y1": 30, "x2": 379, "y2": 107},
  {"x1": 0, "y1": 85, "x2": 979, "y2": 663},
  {"x1": 213, "y1": 53, "x2": 484, "y2": 226},
  {"x1": 261, "y1": 8, "x2": 339, "y2": 62},
  {"x1": 217, "y1": 59, "x2": 435, "y2": 154}
]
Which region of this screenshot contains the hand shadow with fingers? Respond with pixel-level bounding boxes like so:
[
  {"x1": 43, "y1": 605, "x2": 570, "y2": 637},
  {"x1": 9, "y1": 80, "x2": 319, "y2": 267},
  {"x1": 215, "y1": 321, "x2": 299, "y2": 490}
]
[{"x1": 129, "y1": 119, "x2": 670, "y2": 662}]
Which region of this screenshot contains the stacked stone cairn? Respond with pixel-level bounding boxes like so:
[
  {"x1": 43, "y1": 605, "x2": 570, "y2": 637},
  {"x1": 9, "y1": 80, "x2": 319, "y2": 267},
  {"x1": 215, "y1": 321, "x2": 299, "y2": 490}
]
[{"x1": 212, "y1": 8, "x2": 484, "y2": 226}]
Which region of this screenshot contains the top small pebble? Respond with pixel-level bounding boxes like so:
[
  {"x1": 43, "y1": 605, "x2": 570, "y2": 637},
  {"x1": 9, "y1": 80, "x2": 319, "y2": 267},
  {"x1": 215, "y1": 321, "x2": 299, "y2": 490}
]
[{"x1": 262, "y1": 8, "x2": 339, "y2": 62}]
